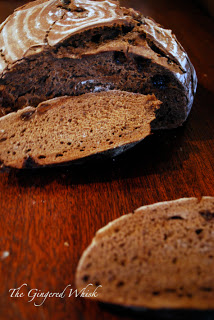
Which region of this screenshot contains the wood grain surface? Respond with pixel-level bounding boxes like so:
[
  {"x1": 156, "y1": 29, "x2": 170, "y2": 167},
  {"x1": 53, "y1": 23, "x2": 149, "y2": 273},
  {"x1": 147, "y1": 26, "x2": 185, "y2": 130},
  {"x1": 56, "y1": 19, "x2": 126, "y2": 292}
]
[{"x1": 0, "y1": 0, "x2": 213, "y2": 319}]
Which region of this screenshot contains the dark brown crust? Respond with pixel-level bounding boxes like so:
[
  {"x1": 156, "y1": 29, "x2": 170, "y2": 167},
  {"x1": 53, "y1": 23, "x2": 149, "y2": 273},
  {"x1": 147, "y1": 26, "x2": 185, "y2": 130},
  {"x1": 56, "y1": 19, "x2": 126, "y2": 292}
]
[
  {"x1": 16, "y1": 141, "x2": 138, "y2": 169},
  {"x1": 0, "y1": 0, "x2": 197, "y2": 129}
]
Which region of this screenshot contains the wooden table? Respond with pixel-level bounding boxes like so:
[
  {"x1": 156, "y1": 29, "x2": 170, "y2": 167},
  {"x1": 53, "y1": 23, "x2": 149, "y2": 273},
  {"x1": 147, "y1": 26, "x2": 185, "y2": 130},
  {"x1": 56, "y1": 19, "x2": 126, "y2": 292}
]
[{"x1": 0, "y1": 0, "x2": 213, "y2": 319}]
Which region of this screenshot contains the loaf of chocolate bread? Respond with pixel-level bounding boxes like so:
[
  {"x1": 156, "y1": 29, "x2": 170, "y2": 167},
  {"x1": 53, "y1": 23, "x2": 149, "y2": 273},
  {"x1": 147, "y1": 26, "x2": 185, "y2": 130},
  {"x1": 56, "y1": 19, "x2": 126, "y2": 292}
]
[{"x1": 0, "y1": 0, "x2": 197, "y2": 129}]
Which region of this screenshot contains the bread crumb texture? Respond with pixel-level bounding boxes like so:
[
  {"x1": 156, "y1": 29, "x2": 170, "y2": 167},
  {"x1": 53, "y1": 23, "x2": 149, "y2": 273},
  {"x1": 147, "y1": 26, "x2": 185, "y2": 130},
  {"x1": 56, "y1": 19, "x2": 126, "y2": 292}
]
[
  {"x1": 0, "y1": 91, "x2": 160, "y2": 168},
  {"x1": 76, "y1": 197, "x2": 214, "y2": 309}
]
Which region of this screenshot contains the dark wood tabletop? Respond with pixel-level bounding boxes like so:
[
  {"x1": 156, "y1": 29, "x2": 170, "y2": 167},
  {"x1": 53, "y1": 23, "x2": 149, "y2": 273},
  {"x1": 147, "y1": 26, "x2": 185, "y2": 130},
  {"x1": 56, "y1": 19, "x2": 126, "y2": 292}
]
[{"x1": 0, "y1": 0, "x2": 213, "y2": 319}]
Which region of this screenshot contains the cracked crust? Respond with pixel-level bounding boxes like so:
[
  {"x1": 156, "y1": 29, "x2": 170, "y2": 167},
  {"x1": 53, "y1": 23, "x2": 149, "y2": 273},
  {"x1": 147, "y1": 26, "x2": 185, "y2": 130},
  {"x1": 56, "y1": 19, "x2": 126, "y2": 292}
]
[
  {"x1": 0, "y1": 0, "x2": 197, "y2": 129},
  {"x1": 0, "y1": 0, "x2": 127, "y2": 70}
]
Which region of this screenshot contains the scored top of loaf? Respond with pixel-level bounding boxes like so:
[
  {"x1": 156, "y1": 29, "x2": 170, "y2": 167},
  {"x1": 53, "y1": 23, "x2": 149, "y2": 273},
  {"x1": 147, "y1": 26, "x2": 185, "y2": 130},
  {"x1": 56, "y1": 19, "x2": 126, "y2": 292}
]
[
  {"x1": 0, "y1": 0, "x2": 131, "y2": 70},
  {"x1": 0, "y1": 0, "x2": 197, "y2": 97}
]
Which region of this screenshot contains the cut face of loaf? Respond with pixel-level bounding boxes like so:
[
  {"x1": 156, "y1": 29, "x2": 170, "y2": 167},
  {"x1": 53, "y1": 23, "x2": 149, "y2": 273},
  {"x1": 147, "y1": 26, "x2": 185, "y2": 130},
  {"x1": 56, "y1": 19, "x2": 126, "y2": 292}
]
[
  {"x1": 76, "y1": 197, "x2": 214, "y2": 310},
  {"x1": 0, "y1": 91, "x2": 160, "y2": 168},
  {"x1": 0, "y1": 0, "x2": 197, "y2": 129}
]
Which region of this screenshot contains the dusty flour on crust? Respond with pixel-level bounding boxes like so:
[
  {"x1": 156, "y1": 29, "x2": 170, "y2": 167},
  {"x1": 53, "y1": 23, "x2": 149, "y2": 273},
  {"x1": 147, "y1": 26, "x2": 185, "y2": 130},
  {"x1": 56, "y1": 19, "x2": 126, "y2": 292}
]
[{"x1": 0, "y1": 0, "x2": 197, "y2": 129}]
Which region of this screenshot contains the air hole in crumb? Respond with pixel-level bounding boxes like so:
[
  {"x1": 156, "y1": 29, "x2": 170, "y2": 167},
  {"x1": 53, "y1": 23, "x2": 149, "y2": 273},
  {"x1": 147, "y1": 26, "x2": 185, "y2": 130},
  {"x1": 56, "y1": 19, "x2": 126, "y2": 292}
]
[
  {"x1": 131, "y1": 255, "x2": 138, "y2": 261},
  {"x1": 38, "y1": 155, "x2": 46, "y2": 159},
  {"x1": 165, "y1": 288, "x2": 176, "y2": 293},
  {"x1": 95, "y1": 281, "x2": 100, "y2": 286},
  {"x1": 25, "y1": 149, "x2": 31, "y2": 153},
  {"x1": 200, "y1": 287, "x2": 212, "y2": 292},
  {"x1": 120, "y1": 260, "x2": 126, "y2": 266},
  {"x1": 199, "y1": 210, "x2": 214, "y2": 221},
  {"x1": 152, "y1": 291, "x2": 160, "y2": 296},
  {"x1": 195, "y1": 229, "x2": 203, "y2": 235},
  {"x1": 172, "y1": 257, "x2": 177, "y2": 264},
  {"x1": 114, "y1": 228, "x2": 119, "y2": 233},
  {"x1": 60, "y1": 141, "x2": 64, "y2": 144},
  {"x1": 68, "y1": 119, "x2": 72, "y2": 122},
  {"x1": 0, "y1": 137, "x2": 7, "y2": 142},
  {"x1": 67, "y1": 142, "x2": 71, "y2": 145},
  {"x1": 168, "y1": 216, "x2": 184, "y2": 220},
  {"x1": 109, "y1": 141, "x2": 113, "y2": 145},
  {"x1": 116, "y1": 281, "x2": 124, "y2": 287},
  {"x1": 10, "y1": 134, "x2": 15, "y2": 138},
  {"x1": 12, "y1": 151, "x2": 16, "y2": 155},
  {"x1": 82, "y1": 275, "x2": 89, "y2": 282},
  {"x1": 56, "y1": 154, "x2": 63, "y2": 158}
]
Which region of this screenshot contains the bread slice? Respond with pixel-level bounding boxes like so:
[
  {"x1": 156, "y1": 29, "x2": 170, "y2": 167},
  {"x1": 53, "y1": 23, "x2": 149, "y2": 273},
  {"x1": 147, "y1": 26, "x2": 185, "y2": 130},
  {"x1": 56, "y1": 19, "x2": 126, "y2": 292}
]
[
  {"x1": 0, "y1": 90, "x2": 160, "y2": 168},
  {"x1": 0, "y1": 0, "x2": 197, "y2": 129},
  {"x1": 75, "y1": 197, "x2": 214, "y2": 310}
]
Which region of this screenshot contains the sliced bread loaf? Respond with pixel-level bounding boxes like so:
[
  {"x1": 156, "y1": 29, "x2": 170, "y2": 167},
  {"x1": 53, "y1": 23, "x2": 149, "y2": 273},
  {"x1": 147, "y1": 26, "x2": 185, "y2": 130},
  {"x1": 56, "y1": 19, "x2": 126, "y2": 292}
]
[
  {"x1": 75, "y1": 197, "x2": 214, "y2": 309},
  {"x1": 0, "y1": 0, "x2": 197, "y2": 129},
  {"x1": 0, "y1": 90, "x2": 160, "y2": 168}
]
